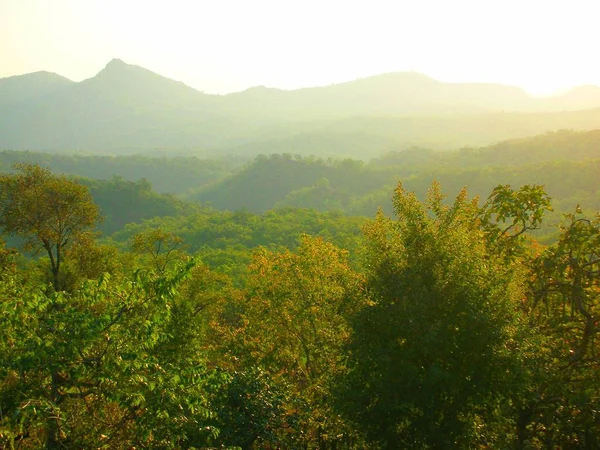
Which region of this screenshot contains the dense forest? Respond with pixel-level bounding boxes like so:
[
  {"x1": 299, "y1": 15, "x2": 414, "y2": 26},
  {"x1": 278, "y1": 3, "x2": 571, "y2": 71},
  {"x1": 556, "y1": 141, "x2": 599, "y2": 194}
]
[
  {"x1": 1, "y1": 138, "x2": 599, "y2": 447},
  {"x1": 1, "y1": 129, "x2": 598, "y2": 243}
]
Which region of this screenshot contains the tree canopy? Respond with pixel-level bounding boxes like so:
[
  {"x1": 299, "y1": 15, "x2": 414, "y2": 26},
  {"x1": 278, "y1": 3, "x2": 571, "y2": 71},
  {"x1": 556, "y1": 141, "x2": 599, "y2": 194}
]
[
  {"x1": 0, "y1": 162, "x2": 599, "y2": 448},
  {"x1": 0, "y1": 163, "x2": 100, "y2": 290}
]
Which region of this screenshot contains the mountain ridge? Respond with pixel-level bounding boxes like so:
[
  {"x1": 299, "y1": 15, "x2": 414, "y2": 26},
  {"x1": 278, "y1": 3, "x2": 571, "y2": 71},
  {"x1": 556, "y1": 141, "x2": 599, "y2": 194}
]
[
  {"x1": 0, "y1": 70, "x2": 74, "y2": 108},
  {"x1": 1, "y1": 59, "x2": 600, "y2": 155},
  {"x1": 4, "y1": 59, "x2": 598, "y2": 101}
]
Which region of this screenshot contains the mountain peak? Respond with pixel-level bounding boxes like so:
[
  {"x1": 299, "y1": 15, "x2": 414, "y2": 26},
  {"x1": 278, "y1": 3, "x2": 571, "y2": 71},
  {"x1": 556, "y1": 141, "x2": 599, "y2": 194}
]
[
  {"x1": 101, "y1": 58, "x2": 132, "y2": 75},
  {"x1": 105, "y1": 58, "x2": 127, "y2": 69},
  {"x1": 93, "y1": 58, "x2": 148, "y2": 81}
]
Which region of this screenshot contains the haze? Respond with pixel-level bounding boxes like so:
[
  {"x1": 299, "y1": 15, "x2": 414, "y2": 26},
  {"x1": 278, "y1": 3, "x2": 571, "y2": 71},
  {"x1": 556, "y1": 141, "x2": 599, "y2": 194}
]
[{"x1": 2, "y1": 0, "x2": 599, "y2": 95}]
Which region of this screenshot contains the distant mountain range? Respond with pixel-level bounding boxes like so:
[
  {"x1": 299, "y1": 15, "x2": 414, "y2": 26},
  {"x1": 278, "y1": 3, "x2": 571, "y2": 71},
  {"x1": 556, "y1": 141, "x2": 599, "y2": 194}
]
[{"x1": 1, "y1": 59, "x2": 600, "y2": 156}]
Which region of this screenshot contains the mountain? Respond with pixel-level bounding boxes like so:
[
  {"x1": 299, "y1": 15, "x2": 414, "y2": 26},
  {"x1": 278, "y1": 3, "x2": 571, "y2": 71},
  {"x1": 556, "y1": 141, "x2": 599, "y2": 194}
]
[
  {"x1": 222, "y1": 72, "x2": 531, "y2": 119},
  {"x1": 1, "y1": 59, "x2": 600, "y2": 155},
  {"x1": 0, "y1": 71, "x2": 73, "y2": 108},
  {"x1": 0, "y1": 59, "x2": 237, "y2": 151},
  {"x1": 542, "y1": 85, "x2": 600, "y2": 111}
]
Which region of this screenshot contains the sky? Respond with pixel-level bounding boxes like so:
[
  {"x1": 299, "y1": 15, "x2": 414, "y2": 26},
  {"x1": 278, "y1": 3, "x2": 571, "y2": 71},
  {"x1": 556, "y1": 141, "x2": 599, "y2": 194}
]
[{"x1": 1, "y1": 0, "x2": 599, "y2": 96}]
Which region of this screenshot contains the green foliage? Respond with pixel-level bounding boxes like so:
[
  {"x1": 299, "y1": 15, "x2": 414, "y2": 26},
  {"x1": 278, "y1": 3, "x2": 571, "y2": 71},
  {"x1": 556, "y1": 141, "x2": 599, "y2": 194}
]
[
  {"x1": 192, "y1": 131, "x2": 600, "y2": 234},
  {"x1": 81, "y1": 176, "x2": 194, "y2": 235},
  {"x1": 1, "y1": 161, "x2": 599, "y2": 449},
  {"x1": 0, "y1": 237, "x2": 16, "y2": 272},
  {"x1": 60, "y1": 232, "x2": 121, "y2": 292},
  {"x1": 131, "y1": 228, "x2": 186, "y2": 274},
  {"x1": 480, "y1": 184, "x2": 553, "y2": 256},
  {"x1": 0, "y1": 150, "x2": 237, "y2": 195},
  {"x1": 208, "y1": 367, "x2": 294, "y2": 450},
  {"x1": 482, "y1": 184, "x2": 552, "y2": 236},
  {"x1": 195, "y1": 154, "x2": 384, "y2": 213},
  {"x1": 518, "y1": 209, "x2": 600, "y2": 447},
  {"x1": 0, "y1": 260, "x2": 220, "y2": 449},
  {"x1": 340, "y1": 183, "x2": 535, "y2": 448},
  {"x1": 0, "y1": 163, "x2": 101, "y2": 290},
  {"x1": 109, "y1": 207, "x2": 366, "y2": 283},
  {"x1": 215, "y1": 236, "x2": 366, "y2": 448}
]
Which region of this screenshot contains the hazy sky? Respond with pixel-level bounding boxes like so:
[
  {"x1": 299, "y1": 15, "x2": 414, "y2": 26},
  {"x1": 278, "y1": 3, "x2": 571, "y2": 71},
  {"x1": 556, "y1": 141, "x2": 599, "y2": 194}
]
[{"x1": 1, "y1": 0, "x2": 598, "y2": 95}]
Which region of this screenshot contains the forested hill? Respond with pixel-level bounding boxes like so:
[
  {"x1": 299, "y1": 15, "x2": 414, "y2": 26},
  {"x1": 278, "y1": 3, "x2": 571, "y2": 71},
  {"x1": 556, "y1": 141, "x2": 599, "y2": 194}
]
[
  {"x1": 195, "y1": 129, "x2": 600, "y2": 217},
  {"x1": 1, "y1": 129, "x2": 599, "y2": 203},
  {"x1": 0, "y1": 129, "x2": 598, "y2": 243},
  {"x1": 3, "y1": 59, "x2": 600, "y2": 155},
  {"x1": 0, "y1": 151, "x2": 238, "y2": 195}
]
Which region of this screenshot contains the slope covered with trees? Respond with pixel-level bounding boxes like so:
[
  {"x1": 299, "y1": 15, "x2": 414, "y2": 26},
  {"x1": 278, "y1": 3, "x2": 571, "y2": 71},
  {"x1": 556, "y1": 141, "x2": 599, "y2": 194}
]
[
  {"x1": 2, "y1": 129, "x2": 598, "y2": 245},
  {"x1": 1, "y1": 165, "x2": 599, "y2": 448},
  {"x1": 195, "y1": 130, "x2": 600, "y2": 232},
  {"x1": 0, "y1": 151, "x2": 238, "y2": 195}
]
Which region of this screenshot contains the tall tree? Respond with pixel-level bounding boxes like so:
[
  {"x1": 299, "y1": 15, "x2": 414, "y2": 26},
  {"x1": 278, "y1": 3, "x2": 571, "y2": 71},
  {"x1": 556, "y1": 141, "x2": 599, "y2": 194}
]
[
  {"x1": 0, "y1": 164, "x2": 100, "y2": 290},
  {"x1": 517, "y1": 209, "x2": 600, "y2": 447},
  {"x1": 339, "y1": 182, "x2": 537, "y2": 448},
  {"x1": 216, "y1": 236, "x2": 366, "y2": 448}
]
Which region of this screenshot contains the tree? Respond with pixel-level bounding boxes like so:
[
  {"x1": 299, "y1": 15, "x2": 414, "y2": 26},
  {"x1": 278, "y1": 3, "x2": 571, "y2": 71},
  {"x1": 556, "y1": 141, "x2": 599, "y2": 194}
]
[
  {"x1": 479, "y1": 183, "x2": 552, "y2": 257},
  {"x1": 0, "y1": 164, "x2": 100, "y2": 290},
  {"x1": 131, "y1": 228, "x2": 186, "y2": 274},
  {"x1": 0, "y1": 258, "x2": 219, "y2": 449},
  {"x1": 60, "y1": 231, "x2": 121, "y2": 292},
  {"x1": 216, "y1": 236, "x2": 366, "y2": 448},
  {"x1": 517, "y1": 209, "x2": 600, "y2": 447},
  {"x1": 339, "y1": 182, "x2": 536, "y2": 448},
  {"x1": 0, "y1": 237, "x2": 16, "y2": 273}
]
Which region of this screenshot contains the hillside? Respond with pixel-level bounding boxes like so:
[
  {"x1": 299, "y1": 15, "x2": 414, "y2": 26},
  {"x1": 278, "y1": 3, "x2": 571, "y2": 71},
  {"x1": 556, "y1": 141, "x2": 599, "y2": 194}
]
[
  {"x1": 0, "y1": 71, "x2": 73, "y2": 108},
  {"x1": 230, "y1": 109, "x2": 600, "y2": 157},
  {"x1": 195, "y1": 130, "x2": 600, "y2": 224},
  {"x1": 0, "y1": 150, "x2": 237, "y2": 195},
  {"x1": 1, "y1": 129, "x2": 598, "y2": 220},
  {"x1": 3, "y1": 60, "x2": 600, "y2": 156},
  {"x1": 2, "y1": 144, "x2": 599, "y2": 450},
  {"x1": 220, "y1": 72, "x2": 531, "y2": 118}
]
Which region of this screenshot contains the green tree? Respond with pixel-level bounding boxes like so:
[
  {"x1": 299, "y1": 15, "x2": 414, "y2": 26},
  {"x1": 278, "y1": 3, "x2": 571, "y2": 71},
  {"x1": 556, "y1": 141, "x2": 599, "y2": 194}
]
[
  {"x1": 217, "y1": 236, "x2": 366, "y2": 448},
  {"x1": 131, "y1": 228, "x2": 186, "y2": 274},
  {"x1": 0, "y1": 164, "x2": 100, "y2": 290},
  {"x1": 517, "y1": 209, "x2": 600, "y2": 447},
  {"x1": 0, "y1": 237, "x2": 16, "y2": 272},
  {"x1": 208, "y1": 367, "x2": 293, "y2": 450},
  {"x1": 480, "y1": 183, "x2": 552, "y2": 256},
  {"x1": 339, "y1": 182, "x2": 536, "y2": 448},
  {"x1": 58, "y1": 231, "x2": 121, "y2": 292},
  {"x1": 0, "y1": 259, "x2": 219, "y2": 449}
]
